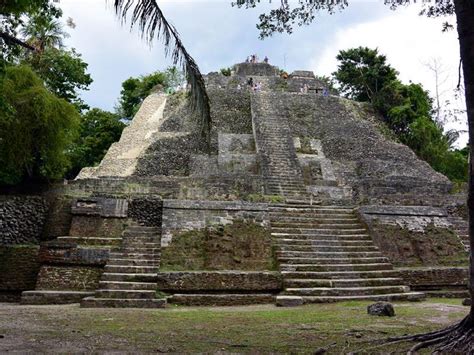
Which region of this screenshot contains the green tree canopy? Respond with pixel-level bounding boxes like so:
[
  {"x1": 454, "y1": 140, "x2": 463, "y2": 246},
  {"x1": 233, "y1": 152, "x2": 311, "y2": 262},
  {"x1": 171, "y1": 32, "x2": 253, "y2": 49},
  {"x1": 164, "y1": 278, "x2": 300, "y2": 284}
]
[
  {"x1": 67, "y1": 108, "x2": 125, "y2": 178},
  {"x1": 24, "y1": 48, "x2": 93, "y2": 109},
  {"x1": 0, "y1": 65, "x2": 79, "y2": 185},
  {"x1": 333, "y1": 47, "x2": 398, "y2": 102},
  {"x1": 332, "y1": 46, "x2": 467, "y2": 182},
  {"x1": 117, "y1": 67, "x2": 184, "y2": 119}
]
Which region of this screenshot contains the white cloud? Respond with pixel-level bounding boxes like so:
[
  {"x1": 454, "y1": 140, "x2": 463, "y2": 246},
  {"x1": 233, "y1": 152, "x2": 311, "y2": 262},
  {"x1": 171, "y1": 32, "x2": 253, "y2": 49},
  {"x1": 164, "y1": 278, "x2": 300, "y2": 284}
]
[{"x1": 56, "y1": 0, "x2": 468, "y2": 147}]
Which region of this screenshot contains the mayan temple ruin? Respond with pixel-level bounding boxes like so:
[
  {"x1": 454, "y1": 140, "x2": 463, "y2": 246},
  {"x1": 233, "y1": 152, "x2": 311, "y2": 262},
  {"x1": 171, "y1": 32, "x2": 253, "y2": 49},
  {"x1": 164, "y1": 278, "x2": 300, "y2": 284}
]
[{"x1": 1, "y1": 62, "x2": 470, "y2": 308}]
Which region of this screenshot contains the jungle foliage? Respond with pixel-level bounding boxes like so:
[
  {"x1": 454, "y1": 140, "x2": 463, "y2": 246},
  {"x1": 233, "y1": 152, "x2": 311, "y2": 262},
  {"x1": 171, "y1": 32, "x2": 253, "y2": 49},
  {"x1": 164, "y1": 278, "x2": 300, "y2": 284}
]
[
  {"x1": 67, "y1": 109, "x2": 125, "y2": 178},
  {"x1": 116, "y1": 67, "x2": 185, "y2": 119},
  {"x1": 0, "y1": 65, "x2": 79, "y2": 184},
  {"x1": 333, "y1": 47, "x2": 467, "y2": 182}
]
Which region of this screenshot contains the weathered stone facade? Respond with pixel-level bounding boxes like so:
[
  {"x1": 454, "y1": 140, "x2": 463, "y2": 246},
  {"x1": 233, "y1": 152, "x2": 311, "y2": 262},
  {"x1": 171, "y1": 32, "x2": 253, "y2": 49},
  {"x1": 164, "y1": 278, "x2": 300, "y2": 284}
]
[
  {"x1": 0, "y1": 246, "x2": 40, "y2": 301},
  {"x1": 1, "y1": 62, "x2": 469, "y2": 306},
  {"x1": 0, "y1": 196, "x2": 48, "y2": 245}
]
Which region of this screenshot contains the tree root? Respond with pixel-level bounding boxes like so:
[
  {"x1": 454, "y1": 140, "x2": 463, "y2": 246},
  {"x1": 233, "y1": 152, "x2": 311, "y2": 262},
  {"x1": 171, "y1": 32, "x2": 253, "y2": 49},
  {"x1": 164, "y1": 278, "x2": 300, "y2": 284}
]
[{"x1": 385, "y1": 315, "x2": 474, "y2": 354}]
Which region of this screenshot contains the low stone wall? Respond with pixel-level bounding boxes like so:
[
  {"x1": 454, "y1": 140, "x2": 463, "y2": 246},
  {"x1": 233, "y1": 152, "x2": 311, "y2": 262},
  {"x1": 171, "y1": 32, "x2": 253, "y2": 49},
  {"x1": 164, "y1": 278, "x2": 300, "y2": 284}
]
[
  {"x1": 0, "y1": 245, "x2": 40, "y2": 301},
  {"x1": 161, "y1": 199, "x2": 269, "y2": 247},
  {"x1": 68, "y1": 175, "x2": 263, "y2": 201},
  {"x1": 33, "y1": 242, "x2": 107, "y2": 292},
  {"x1": 359, "y1": 205, "x2": 468, "y2": 267},
  {"x1": 0, "y1": 195, "x2": 48, "y2": 245},
  {"x1": 35, "y1": 265, "x2": 102, "y2": 291},
  {"x1": 397, "y1": 267, "x2": 468, "y2": 290},
  {"x1": 156, "y1": 271, "x2": 282, "y2": 292}
]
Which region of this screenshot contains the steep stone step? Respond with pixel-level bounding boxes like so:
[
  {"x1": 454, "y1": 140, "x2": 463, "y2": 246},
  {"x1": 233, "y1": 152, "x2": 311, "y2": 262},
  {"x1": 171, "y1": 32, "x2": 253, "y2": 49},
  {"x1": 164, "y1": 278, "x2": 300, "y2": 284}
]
[
  {"x1": 271, "y1": 222, "x2": 361, "y2": 228},
  {"x1": 104, "y1": 265, "x2": 158, "y2": 273},
  {"x1": 272, "y1": 233, "x2": 372, "y2": 240},
  {"x1": 121, "y1": 247, "x2": 160, "y2": 253},
  {"x1": 125, "y1": 226, "x2": 160, "y2": 233},
  {"x1": 270, "y1": 205, "x2": 354, "y2": 210},
  {"x1": 301, "y1": 292, "x2": 425, "y2": 303},
  {"x1": 270, "y1": 214, "x2": 356, "y2": 220},
  {"x1": 99, "y1": 281, "x2": 156, "y2": 290},
  {"x1": 120, "y1": 236, "x2": 158, "y2": 243},
  {"x1": 272, "y1": 228, "x2": 367, "y2": 235},
  {"x1": 280, "y1": 263, "x2": 393, "y2": 272},
  {"x1": 100, "y1": 273, "x2": 158, "y2": 282},
  {"x1": 278, "y1": 252, "x2": 384, "y2": 261},
  {"x1": 169, "y1": 294, "x2": 275, "y2": 306},
  {"x1": 275, "y1": 239, "x2": 374, "y2": 246},
  {"x1": 277, "y1": 250, "x2": 383, "y2": 258},
  {"x1": 96, "y1": 289, "x2": 156, "y2": 299},
  {"x1": 81, "y1": 297, "x2": 166, "y2": 308},
  {"x1": 107, "y1": 258, "x2": 160, "y2": 266},
  {"x1": 56, "y1": 236, "x2": 121, "y2": 247},
  {"x1": 109, "y1": 252, "x2": 159, "y2": 259},
  {"x1": 284, "y1": 285, "x2": 410, "y2": 297},
  {"x1": 270, "y1": 217, "x2": 358, "y2": 223},
  {"x1": 281, "y1": 270, "x2": 401, "y2": 279},
  {"x1": 284, "y1": 277, "x2": 404, "y2": 288},
  {"x1": 276, "y1": 245, "x2": 379, "y2": 252},
  {"x1": 277, "y1": 257, "x2": 389, "y2": 265}
]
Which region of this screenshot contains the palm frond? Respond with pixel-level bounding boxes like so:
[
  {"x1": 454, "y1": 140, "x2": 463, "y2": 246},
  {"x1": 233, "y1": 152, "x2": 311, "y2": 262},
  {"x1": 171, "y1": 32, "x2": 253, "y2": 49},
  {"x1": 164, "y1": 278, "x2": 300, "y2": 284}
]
[{"x1": 113, "y1": 0, "x2": 211, "y2": 149}]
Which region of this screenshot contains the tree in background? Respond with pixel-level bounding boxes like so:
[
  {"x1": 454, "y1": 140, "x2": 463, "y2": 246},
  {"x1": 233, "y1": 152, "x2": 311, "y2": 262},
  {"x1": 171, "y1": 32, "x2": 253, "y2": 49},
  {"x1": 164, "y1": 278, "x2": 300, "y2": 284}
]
[
  {"x1": 117, "y1": 67, "x2": 185, "y2": 119},
  {"x1": 0, "y1": 1, "x2": 116, "y2": 182},
  {"x1": 24, "y1": 48, "x2": 92, "y2": 110},
  {"x1": 0, "y1": 65, "x2": 79, "y2": 184},
  {"x1": 67, "y1": 108, "x2": 125, "y2": 178},
  {"x1": 333, "y1": 46, "x2": 468, "y2": 182},
  {"x1": 20, "y1": 9, "x2": 67, "y2": 52},
  {"x1": 16, "y1": 6, "x2": 93, "y2": 110},
  {"x1": 333, "y1": 47, "x2": 398, "y2": 102}
]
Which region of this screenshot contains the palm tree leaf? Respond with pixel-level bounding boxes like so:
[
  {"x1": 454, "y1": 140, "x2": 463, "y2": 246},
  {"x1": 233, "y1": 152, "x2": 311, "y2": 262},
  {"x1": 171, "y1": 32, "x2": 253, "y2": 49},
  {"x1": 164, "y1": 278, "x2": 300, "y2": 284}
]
[{"x1": 113, "y1": 0, "x2": 211, "y2": 149}]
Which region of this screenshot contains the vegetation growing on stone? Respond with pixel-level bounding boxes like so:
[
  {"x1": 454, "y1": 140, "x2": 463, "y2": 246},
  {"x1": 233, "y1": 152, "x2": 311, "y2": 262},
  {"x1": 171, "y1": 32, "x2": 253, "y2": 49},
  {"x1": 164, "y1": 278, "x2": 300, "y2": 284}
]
[
  {"x1": 370, "y1": 221, "x2": 468, "y2": 267},
  {"x1": 161, "y1": 220, "x2": 277, "y2": 271}
]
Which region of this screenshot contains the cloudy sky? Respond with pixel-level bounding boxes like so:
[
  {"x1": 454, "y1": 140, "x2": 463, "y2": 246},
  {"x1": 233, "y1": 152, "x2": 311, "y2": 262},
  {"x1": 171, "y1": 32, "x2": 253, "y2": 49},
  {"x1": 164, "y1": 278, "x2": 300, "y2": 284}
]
[{"x1": 59, "y1": 0, "x2": 467, "y2": 146}]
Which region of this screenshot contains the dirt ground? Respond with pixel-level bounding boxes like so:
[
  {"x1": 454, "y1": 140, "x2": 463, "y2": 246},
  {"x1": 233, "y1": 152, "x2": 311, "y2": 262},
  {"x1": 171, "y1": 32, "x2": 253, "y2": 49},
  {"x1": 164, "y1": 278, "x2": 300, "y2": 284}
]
[{"x1": 0, "y1": 299, "x2": 468, "y2": 354}]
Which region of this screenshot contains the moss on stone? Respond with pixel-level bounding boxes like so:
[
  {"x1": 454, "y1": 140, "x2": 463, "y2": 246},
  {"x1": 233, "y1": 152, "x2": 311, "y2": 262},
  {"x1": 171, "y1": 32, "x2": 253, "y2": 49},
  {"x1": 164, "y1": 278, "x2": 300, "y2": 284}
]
[
  {"x1": 161, "y1": 220, "x2": 277, "y2": 271},
  {"x1": 371, "y1": 221, "x2": 468, "y2": 267}
]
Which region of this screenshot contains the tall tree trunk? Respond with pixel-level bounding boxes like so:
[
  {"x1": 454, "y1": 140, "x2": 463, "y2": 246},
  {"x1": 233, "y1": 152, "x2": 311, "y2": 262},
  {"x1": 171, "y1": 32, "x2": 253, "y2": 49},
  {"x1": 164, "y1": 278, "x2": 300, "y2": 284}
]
[{"x1": 454, "y1": 0, "x2": 474, "y2": 322}]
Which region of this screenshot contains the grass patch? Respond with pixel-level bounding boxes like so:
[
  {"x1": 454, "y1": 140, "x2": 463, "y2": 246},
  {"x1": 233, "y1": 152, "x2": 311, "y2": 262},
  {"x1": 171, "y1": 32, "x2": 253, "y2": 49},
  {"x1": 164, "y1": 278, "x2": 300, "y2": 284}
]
[{"x1": 0, "y1": 300, "x2": 468, "y2": 353}]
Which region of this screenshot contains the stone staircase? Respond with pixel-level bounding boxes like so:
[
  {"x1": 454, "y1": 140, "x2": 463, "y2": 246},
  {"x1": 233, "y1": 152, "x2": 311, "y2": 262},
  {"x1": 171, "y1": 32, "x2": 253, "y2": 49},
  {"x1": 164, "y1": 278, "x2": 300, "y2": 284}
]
[
  {"x1": 271, "y1": 202, "x2": 425, "y2": 304},
  {"x1": 251, "y1": 92, "x2": 307, "y2": 199},
  {"x1": 81, "y1": 224, "x2": 165, "y2": 308},
  {"x1": 448, "y1": 216, "x2": 470, "y2": 252},
  {"x1": 77, "y1": 94, "x2": 167, "y2": 179}
]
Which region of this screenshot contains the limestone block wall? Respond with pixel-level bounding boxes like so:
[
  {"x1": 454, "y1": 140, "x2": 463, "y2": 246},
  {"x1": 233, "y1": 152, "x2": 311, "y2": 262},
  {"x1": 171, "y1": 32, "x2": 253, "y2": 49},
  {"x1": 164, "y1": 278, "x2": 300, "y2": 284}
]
[
  {"x1": 156, "y1": 271, "x2": 282, "y2": 292},
  {"x1": 359, "y1": 205, "x2": 468, "y2": 267},
  {"x1": 161, "y1": 199, "x2": 269, "y2": 247},
  {"x1": 0, "y1": 195, "x2": 48, "y2": 245},
  {"x1": 397, "y1": 267, "x2": 468, "y2": 290},
  {"x1": 67, "y1": 175, "x2": 263, "y2": 201},
  {"x1": 0, "y1": 245, "x2": 40, "y2": 301},
  {"x1": 34, "y1": 242, "x2": 107, "y2": 292}
]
